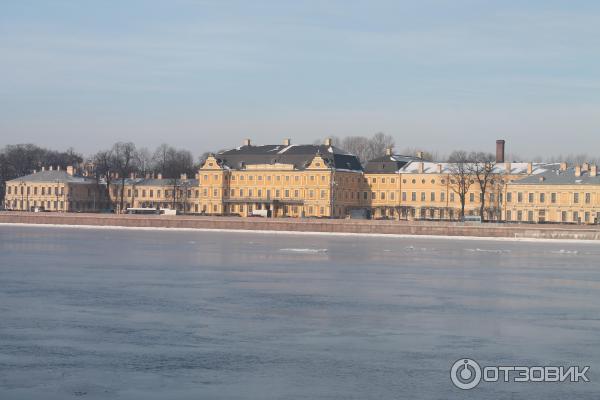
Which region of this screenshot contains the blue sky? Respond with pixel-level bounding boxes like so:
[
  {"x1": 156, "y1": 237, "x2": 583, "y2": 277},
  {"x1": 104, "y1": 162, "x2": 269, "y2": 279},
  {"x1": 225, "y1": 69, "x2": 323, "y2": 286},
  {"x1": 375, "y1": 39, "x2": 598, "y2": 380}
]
[{"x1": 1, "y1": 0, "x2": 599, "y2": 158}]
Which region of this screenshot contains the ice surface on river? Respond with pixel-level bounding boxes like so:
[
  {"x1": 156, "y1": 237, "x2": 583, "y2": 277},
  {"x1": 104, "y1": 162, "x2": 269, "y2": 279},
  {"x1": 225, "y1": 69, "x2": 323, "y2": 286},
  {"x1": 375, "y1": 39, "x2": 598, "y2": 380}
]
[{"x1": 1, "y1": 225, "x2": 600, "y2": 399}]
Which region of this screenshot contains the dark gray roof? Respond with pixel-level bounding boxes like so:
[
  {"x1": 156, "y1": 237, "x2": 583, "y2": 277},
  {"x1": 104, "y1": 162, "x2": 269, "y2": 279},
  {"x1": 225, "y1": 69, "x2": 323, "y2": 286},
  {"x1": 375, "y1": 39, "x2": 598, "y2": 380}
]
[
  {"x1": 212, "y1": 144, "x2": 363, "y2": 172},
  {"x1": 110, "y1": 178, "x2": 199, "y2": 187},
  {"x1": 7, "y1": 170, "x2": 97, "y2": 184},
  {"x1": 364, "y1": 154, "x2": 421, "y2": 173},
  {"x1": 510, "y1": 167, "x2": 600, "y2": 186}
]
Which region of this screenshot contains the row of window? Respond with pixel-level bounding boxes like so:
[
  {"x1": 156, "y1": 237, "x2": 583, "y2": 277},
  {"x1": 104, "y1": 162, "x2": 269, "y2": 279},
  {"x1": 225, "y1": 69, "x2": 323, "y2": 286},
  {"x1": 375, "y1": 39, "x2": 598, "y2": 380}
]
[
  {"x1": 7, "y1": 185, "x2": 64, "y2": 196},
  {"x1": 506, "y1": 192, "x2": 593, "y2": 204},
  {"x1": 506, "y1": 210, "x2": 600, "y2": 223},
  {"x1": 113, "y1": 188, "x2": 199, "y2": 199}
]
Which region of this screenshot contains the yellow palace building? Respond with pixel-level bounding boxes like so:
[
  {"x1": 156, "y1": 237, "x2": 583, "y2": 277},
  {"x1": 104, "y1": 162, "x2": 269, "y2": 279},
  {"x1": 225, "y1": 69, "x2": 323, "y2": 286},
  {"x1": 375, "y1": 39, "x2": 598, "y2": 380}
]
[{"x1": 198, "y1": 139, "x2": 365, "y2": 217}]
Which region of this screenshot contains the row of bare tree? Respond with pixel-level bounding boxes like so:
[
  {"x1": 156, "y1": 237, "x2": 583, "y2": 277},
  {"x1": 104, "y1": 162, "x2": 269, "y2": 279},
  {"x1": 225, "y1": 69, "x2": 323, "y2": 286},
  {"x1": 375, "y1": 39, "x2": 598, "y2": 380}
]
[
  {"x1": 92, "y1": 143, "x2": 204, "y2": 212},
  {"x1": 447, "y1": 151, "x2": 498, "y2": 220}
]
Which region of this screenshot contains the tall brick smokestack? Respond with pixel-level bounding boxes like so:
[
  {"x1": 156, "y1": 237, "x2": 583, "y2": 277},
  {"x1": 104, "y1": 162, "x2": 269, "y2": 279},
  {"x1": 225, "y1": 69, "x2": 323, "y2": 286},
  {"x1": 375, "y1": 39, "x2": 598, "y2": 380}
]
[{"x1": 496, "y1": 139, "x2": 505, "y2": 163}]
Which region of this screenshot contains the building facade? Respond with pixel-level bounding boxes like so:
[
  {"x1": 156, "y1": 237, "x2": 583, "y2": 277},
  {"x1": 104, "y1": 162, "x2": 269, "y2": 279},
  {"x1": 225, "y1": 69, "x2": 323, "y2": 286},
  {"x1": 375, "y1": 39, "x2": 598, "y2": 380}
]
[
  {"x1": 4, "y1": 139, "x2": 599, "y2": 224},
  {"x1": 109, "y1": 174, "x2": 200, "y2": 213},
  {"x1": 3, "y1": 166, "x2": 108, "y2": 212},
  {"x1": 506, "y1": 163, "x2": 600, "y2": 224},
  {"x1": 198, "y1": 139, "x2": 364, "y2": 217}
]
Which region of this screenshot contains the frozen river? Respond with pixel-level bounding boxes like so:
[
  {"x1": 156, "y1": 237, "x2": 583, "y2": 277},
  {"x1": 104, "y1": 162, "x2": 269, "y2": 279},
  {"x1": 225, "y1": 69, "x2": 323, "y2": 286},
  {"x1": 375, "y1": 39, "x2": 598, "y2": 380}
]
[{"x1": 1, "y1": 225, "x2": 599, "y2": 399}]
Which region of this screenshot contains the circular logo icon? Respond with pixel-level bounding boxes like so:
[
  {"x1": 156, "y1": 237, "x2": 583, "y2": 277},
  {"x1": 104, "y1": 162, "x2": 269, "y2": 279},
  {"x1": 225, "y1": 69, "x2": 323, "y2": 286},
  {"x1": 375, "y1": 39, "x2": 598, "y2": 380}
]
[{"x1": 451, "y1": 358, "x2": 482, "y2": 390}]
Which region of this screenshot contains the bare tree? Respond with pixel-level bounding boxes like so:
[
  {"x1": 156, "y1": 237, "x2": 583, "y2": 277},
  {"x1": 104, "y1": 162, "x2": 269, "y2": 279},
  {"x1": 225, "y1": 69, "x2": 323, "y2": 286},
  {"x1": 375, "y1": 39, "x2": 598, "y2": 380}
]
[
  {"x1": 339, "y1": 136, "x2": 371, "y2": 164},
  {"x1": 92, "y1": 149, "x2": 114, "y2": 210},
  {"x1": 112, "y1": 142, "x2": 138, "y2": 213},
  {"x1": 447, "y1": 150, "x2": 474, "y2": 220},
  {"x1": 367, "y1": 132, "x2": 395, "y2": 160},
  {"x1": 135, "y1": 147, "x2": 153, "y2": 177},
  {"x1": 467, "y1": 152, "x2": 496, "y2": 221}
]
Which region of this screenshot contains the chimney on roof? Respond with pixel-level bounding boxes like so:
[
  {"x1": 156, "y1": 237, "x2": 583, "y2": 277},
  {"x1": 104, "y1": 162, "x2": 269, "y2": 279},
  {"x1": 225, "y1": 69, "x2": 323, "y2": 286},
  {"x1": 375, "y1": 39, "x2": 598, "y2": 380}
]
[
  {"x1": 115, "y1": 172, "x2": 119, "y2": 179},
  {"x1": 157, "y1": 173, "x2": 162, "y2": 180},
  {"x1": 49, "y1": 166, "x2": 53, "y2": 171},
  {"x1": 57, "y1": 165, "x2": 60, "y2": 171},
  {"x1": 324, "y1": 138, "x2": 333, "y2": 146},
  {"x1": 41, "y1": 166, "x2": 45, "y2": 171},
  {"x1": 575, "y1": 165, "x2": 582, "y2": 177},
  {"x1": 243, "y1": 138, "x2": 251, "y2": 146},
  {"x1": 67, "y1": 166, "x2": 74, "y2": 176},
  {"x1": 582, "y1": 162, "x2": 589, "y2": 172},
  {"x1": 527, "y1": 163, "x2": 533, "y2": 174},
  {"x1": 385, "y1": 147, "x2": 393, "y2": 156},
  {"x1": 130, "y1": 172, "x2": 135, "y2": 179},
  {"x1": 32, "y1": 169, "x2": 37, "y2": 174},
  {"x1": 437, "y1": 164, "x2": 442, "y2": 173},
  {"x1": 416, "y1": 151, "x2": 424, "y2": 159},
  {"x1": 539, "y1": 176, "x2": 545, "y2": 182},
  {"x1": 496, "y1": 139, "x2": 505, "y2": 163},
  {"x1": 145, "y1": 173, "x2": 150, "y2": 179},
  {"x1": 418, "y1": 162, "x2": 424, "y2": 174},
  {"x1": 590, "y1": 165, "x2": 597, "y2": 177},
  {"x1": 560, "y1": 162, "x2": 568, "y2": 171},
  {"x1": 283, "y1": 138, "x2": 291, "y2": 146},
  {"x1": 180, "y1": 173, "x2": 187, "y2": 180}
]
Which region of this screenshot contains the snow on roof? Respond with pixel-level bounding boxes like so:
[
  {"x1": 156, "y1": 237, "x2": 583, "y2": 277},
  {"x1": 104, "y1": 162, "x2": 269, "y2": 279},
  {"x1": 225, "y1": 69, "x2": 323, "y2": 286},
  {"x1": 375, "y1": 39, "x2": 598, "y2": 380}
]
[{"x1": 398, "y1": 161, "x2": 557, "y2": 175}]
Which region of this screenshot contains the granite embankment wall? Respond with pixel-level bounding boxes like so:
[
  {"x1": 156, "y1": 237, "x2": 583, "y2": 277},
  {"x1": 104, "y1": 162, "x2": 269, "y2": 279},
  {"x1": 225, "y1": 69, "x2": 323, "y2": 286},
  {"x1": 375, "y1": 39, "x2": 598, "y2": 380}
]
[{"x1": 2, "y1": 212, "x2": 600, "y2": 240}]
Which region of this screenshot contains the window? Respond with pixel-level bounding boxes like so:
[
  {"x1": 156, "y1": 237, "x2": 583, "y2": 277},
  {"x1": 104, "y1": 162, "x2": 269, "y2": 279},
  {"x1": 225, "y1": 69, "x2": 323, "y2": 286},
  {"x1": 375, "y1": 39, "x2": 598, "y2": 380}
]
[
  {"x1": 372, "y1": 178, "x2": 377, "y2": 183},
  {"x1": 411, "y1": 192, "x2": 416, "y2": 201},
  {"x1": 150, "y1": 190, "x2": 154, "y2": 198},
  {"x1": 517, "y1": 211, "x2": 522, "y2": 221},
  {"x1": 573, "y1": 211, "x2": 579, "y2": 222},
  {"x1": 506, "y1": 210, "x2": 512, "y2": 221},
  {"x1": 420, "y1": 192, "x2": 426, "y2": 201},
  {"x1": 381, "y1": 192, "x2": 385, "y2": 200},
  {"x1": 470, "y1": 193, "x2": 475, "y2": 202},
  {"x1": 381, "y1": 178, "x2": 386, "y2": 184},
  {"x1": 390, "y1": 192, "x2": 395, "y2": 200},
  {"x1": 562, "y1": 211, "x2": 567, "y2": 222},
  {"x1": 528, "y1": 193, "x2": 534, "y2": 203},
  {"x1": 430, "y1": 192, "x2": 435, "y2": 202},
  {"x1": 507, "y1": 192, "x2": 512, "y2": 202},
  {"x1": 551, "y1": 193, "x2": 556, "y2": 203},
  {"x1": 517, "y1": 192, "x2": 523, "y2": 203},
  {"x1": 402, "y1": 192, "x2": 407, "y2": 201},
  {"x1": 450, "y1": 192, "x2": 455, "y2": 202},
  {"x1": 585, "y1": 193, "x2": 591, "y2": 204},
  {"x1": 528, "y1": 211, "x2": 533, "y2": 221},
  {"x1": 391, "y1": 178, "x2": 395, "y2": 184},
  {"x1": 320, "y1": 190, "x2": 326, "y2": 199},
  {"x1": 441, "y1": 192, "x2": 445, "y2": 202},
  {"x1": 372, "y1": 192, "x2": 376, "y2": 199},
  {"x1": 574, "y1": 193, "x2": 579, "y2": 203},
  {"x1": 540, "y1": 193, "x2": 545, "y2": 203},
  {"x1": 294, "y1": 190, "x2": 299, "y2": 198}
]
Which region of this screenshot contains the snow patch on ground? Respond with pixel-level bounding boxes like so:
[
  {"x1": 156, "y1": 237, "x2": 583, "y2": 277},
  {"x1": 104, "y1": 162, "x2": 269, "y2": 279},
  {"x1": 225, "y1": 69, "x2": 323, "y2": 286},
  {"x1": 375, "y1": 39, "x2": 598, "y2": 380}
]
[
  {"x1": 552, "y1": 249, "x2": 579, "y2": 255},
  {"x1": 279, "y1": 248, "x2": 328, "y2": 253},
  {"x1": 465, "y1": 248, "x2": 511, "y2": 254}
]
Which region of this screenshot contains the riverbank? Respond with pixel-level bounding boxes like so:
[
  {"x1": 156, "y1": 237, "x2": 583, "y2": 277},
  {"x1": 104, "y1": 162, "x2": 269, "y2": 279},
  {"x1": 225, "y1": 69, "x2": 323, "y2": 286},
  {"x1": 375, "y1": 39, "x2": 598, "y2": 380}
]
[{"x1": 2, "y1": 212, "x2": 600, "y2": 241}]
